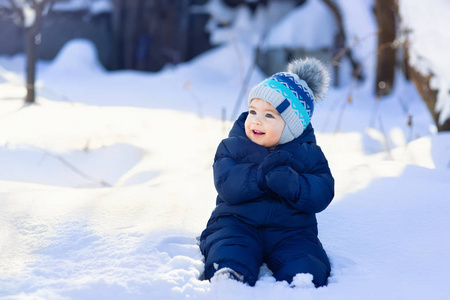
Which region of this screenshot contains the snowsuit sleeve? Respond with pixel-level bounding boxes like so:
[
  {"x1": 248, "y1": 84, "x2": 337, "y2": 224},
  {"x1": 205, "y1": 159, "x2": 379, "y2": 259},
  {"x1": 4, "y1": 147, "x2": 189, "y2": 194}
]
[
  {"x1": 266, "y1": 145, "x2": 334, "y2": 213},
  {"x1": 213, "y1": 139, "x2": 267, "y2": 205}
]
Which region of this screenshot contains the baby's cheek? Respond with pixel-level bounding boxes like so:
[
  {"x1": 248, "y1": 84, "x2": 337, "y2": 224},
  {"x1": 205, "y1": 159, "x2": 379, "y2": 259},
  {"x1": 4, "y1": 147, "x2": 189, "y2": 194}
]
[
  {"x1": 244, "y1": 128, "x2": 252, "y2": 140},
  {"x1": 244, "y1": 120, "x2": 251, "y2": 134}
]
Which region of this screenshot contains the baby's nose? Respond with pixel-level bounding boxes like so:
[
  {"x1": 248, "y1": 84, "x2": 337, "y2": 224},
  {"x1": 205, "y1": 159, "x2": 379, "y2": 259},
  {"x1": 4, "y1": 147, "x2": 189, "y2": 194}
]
[{"x1": 252, "y1": 117, "x2": 262, "y2": 124}]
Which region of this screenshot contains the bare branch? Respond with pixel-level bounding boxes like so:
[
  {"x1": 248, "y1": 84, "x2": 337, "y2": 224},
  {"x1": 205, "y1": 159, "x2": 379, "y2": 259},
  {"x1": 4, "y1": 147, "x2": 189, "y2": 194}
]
[
  {"x1": 37, "y1": 147, "x2": 113, "y2": 187},
  {"x1": 321, "y1": 0, "x2": 363, "y2": 81},
  {"x1": 28, "y1": 0, "x2": 38, "y2": 9},
  {"x1": 46, "y1": 0, "x2": 57, "y2": 15},
  {"x1": 7, "y1": 0, "x2": 25, "y2": 27},
  {"x1": 51, "y1": 152, "x2": 113, "y2": 187}
]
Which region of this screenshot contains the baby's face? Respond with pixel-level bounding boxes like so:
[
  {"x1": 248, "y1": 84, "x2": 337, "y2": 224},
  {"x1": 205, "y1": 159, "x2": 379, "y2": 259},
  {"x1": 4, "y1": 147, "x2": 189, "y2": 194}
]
[{"x1": 245, "y1": 98, "x2": 285, "y2": 149}]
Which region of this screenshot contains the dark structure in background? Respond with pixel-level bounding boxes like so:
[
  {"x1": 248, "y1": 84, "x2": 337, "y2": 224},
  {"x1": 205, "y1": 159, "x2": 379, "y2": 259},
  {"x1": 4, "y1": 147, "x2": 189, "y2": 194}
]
[
  {"x1": 0, "y1": 0, "x2": 212, "y2": 72},
  {"x1": 110, "y1": 0, "x2": 212, "y2": 71}
]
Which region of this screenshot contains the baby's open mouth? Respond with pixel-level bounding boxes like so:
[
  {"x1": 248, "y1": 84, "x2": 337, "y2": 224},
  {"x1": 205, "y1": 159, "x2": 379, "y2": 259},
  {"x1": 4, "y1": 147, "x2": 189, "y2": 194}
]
[{"x1": 253, "y1": 130, "x2": 265, "y2": 135}]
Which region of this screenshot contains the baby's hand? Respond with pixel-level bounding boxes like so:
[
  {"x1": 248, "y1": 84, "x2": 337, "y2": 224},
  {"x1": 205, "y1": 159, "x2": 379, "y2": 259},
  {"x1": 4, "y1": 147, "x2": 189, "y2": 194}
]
[
  {"x1": 265, "y1": 166, "x2": 300, "y2": 200},
  {"x1": 257, "y1": 151, "x2": 292, "y2": 189}
]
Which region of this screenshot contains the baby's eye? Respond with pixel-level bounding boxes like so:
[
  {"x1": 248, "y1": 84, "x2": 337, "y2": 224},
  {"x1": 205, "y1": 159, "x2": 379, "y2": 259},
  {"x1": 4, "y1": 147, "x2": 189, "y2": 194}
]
[
  {"x1": 249, "y1": 109, "x2": 256, "y2": 115},
  {"x1": 265, "y1": 113, "x2": 274, "y2": 118}
]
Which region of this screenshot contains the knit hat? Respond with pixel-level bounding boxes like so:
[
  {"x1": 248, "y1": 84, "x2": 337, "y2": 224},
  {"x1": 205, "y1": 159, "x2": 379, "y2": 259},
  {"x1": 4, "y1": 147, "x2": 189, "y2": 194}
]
[{"x1": 248, "y1": 57, "x2": 330, "y2": 144}]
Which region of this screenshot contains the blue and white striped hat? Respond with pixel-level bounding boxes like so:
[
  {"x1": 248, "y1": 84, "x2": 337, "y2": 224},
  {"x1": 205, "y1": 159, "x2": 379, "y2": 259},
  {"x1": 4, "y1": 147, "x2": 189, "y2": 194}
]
[{"x1": 248, "y1": 57, "x2": 329, "y2": 144}]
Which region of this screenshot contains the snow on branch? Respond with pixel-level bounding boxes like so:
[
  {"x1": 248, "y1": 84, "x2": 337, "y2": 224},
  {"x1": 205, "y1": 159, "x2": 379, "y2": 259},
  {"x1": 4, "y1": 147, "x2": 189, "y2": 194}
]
[{"x1": 6, "y1": 0, "x2": 56, "y2": 28}]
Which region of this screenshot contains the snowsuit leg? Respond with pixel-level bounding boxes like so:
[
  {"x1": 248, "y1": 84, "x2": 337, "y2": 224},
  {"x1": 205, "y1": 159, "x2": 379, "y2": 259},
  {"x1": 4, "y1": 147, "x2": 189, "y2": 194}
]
[
  {"x1": 200, "y1": 216, "x2": 263, "y2": 286},
  {"x1": 263, "y1": 229, "x2": 331, "y2": 287}
]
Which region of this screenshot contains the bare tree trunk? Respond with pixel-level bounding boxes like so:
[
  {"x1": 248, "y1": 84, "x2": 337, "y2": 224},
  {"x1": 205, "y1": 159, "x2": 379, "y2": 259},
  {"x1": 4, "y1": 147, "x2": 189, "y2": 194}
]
[
  {"x1": 25, "y1": 1, "x2": 50, "y2": 103},
  {"x1": 374, "y1": 0, "x2": 396, "y2": 97},
  {"x1": 8, "y1": 0, "x2": 54, "y2": 103},
  {"x1": 24, "y1": 25, "x2": 39, "y2": 103}
]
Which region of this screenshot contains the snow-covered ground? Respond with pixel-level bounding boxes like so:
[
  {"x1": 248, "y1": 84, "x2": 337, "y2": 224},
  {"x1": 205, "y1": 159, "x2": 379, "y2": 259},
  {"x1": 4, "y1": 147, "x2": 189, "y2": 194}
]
[{"x1": 1, "y1": 1, "x2": 450, "y2": 299}]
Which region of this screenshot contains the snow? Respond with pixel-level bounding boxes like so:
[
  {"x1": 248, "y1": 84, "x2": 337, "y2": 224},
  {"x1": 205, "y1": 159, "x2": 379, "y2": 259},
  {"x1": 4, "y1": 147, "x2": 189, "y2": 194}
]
[
  {"x1": 52, "y1": 0, "x2": 113, "y2": 15},
  {"x1": 22, "y1": 2, "x2": 36, "y2": 28},
  {"x1": 0, "y1": 0, "x2": 38, "y2": 28},
  {"x1": 264, "y1": 0, "x2": 336, "y2": 50},
  {"x1": 1, "y1": 1, "x2": 450, "y2": 299},
  {"x1": 0, "y1": 0, "x2": 113, "y2": 15},
  {"x1": 1, "y1": 0, "x2": 72, "y2": 28},
  {"x1": 204, "y1": 0, "x2": 297, "y2": 47},
  {"x1": 398, "y1": 0, "x2": 450, "y2": 124}
]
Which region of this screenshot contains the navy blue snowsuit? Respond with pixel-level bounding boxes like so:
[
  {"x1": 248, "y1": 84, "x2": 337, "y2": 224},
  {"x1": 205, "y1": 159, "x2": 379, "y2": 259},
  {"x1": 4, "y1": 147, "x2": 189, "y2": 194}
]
[{"x1": 200, "y1": 112, "x2": 334, "y2": 287}]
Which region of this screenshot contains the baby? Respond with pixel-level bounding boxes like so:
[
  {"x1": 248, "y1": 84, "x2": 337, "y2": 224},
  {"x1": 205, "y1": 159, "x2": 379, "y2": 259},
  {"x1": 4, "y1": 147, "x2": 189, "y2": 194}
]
[{"x1": 200, "y1": 57, "x2": 334, "y2": 287}]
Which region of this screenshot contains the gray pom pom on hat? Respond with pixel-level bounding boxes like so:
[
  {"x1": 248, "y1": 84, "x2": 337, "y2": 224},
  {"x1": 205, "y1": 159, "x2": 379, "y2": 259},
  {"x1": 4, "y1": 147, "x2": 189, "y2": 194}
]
[
  {"x1": 248, "y1": 57, "x2": 330, "y2": 144},
  {"x1": 287, "y1": 57, "x2": 330, "y2": 100}
]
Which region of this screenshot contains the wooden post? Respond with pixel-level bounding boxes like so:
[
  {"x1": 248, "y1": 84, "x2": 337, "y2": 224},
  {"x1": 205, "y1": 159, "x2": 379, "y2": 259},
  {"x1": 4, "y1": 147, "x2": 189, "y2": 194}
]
[{"x1": 374, "y1": 0, "x2": 396, "y2": 97}]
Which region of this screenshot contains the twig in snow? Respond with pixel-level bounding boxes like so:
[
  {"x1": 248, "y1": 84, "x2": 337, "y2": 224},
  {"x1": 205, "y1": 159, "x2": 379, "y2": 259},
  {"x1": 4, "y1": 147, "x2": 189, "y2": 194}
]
[
  {"x1": 50, "y1": 152, "x2": 113, "y2": 187},
  {"x1": 377, "y1": 115, "x2": 393, "y2": 160},
  {"x1": 28, "y1": 145, "x2": 113, "y2": 187},
  {"x1": 184, "y1": 81, "x2": 203, "y2": 118},
  {"x1": 333, "y1": 96, "x2": 351, "y2": 135}
]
